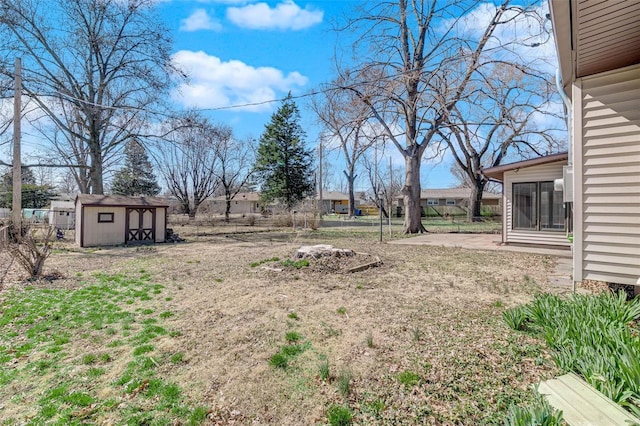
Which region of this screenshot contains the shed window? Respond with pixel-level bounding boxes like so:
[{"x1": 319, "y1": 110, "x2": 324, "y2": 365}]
[
  {"x1": 513, "y1": 182, "x2": 564, "y2": 231},
  {"x1": 446, "y1": 199, "x2": 456, "y2": 206},
  {"x1": 97, "y1": 212, "x2": 114, "y2": 223},
  {"x1": 427, "y1": 199, "x2": 439, "y2": 206}
]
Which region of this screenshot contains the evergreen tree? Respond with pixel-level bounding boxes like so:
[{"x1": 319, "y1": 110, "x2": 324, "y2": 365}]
[
  {"x1": 0, "y1": 166, "x2": 54, "y2": 209},
  {"x1": 254, "y1": 95, "x2": 314, "y2": 210},
  {"x1": 111, "y1": 139, "x2": 160, "y2": 196}
]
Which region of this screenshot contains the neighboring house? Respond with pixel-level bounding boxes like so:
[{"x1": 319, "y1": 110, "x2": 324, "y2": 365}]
[
  {"x1": 49, "y1": 194, "x2": 76, "y2": 230},
  {"x1": 396, "y1": 188, "x2": 501, "y2": 217},
  {"x1": 550, "y1": 1, "x2": 640, "y2": 288},
  {"x1": 483, "y1": 152, "x2": 570, "y2": 247},
  {"x1": 205, "y1": 192, "x2": 261, "y2": 215},
  {"x1": 75, "y1": 195, "x2": 168, "y2": 247},
  {"x1": 315, "y1": 191, "x2": 361, "y2": 214}
]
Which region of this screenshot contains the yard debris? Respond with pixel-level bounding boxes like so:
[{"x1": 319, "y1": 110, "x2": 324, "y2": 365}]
[
  {"x1": 294, "y1": 244, "x2": 354, "y2": 259},
  {"x1": 165, "y1": 228, "x2": 185, "y2": 243},
  {"x1": 346, "y1": 256, "x2": 383, "y2": 273}
]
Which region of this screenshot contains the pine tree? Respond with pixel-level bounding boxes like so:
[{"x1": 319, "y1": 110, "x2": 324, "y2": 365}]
[
  {"x1": 254, "y1": 95, "x2": 314, "y2": 210},
  {"x1": 111, "y1": 139, "x2": 160, "y2": 196}
]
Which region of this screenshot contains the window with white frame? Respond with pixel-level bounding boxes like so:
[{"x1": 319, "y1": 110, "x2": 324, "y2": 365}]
[
  {"x1": 446, "y1": 199, "x2": 455, "y2": 206},
  {"x1": 427, "y1": 199, "x2": 439, "y2": 206}
]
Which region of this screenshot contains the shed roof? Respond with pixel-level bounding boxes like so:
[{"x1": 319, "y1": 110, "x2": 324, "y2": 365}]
[
  {"x1": 75, "y1": 194, "x2": 169, "y2": 207},
  {"x1": 482, "y1": 152, "x2": 568, "y2": 182},
  {"x1": 315, "y1": 191, "x2": 350, "y2": 201}
]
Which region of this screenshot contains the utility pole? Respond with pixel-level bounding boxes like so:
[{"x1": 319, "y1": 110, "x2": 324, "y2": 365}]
[
  {"x1": 12, "y1": 57, "x2": 22, "y2": 232},
  {"x1": 318, "y1": 139, "x2": 323, "y2": 218}
]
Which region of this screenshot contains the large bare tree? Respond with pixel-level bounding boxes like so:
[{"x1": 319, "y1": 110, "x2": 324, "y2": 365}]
[
  {"x1": 338, "y1": 0, "x2": 543, "y2": 233},
  {"x1": 0, "y1": 0, "x2": 177, "y2": 194},
  {"x1": 156, "y1": 114, "x2": 223, "y2": 218},
  {"x1": 312, "y1": 73, "x2": 378, "y2": 217},
  {"x1": 439, "y1": 61, "x2": 562, "y2": 220},
  {"x1": 214, "y1": 134, "x2": 255, "y2": 222}
]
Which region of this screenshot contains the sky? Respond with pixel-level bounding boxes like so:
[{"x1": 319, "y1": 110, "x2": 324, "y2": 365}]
[
  {"x1": 3, "y1": 0, "x2": 561, "y2": 193},
  {"x1": 154, "y1": 0, "x2": 561, "y2": 192}
]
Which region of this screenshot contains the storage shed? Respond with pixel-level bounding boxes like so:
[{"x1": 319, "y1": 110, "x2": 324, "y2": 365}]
[
  {"x1": 75, "y1": 195, "x2": 168, "y2": 247},
  {"x1": 483, "y1": 152, "x2": 570, "y2": 247}
]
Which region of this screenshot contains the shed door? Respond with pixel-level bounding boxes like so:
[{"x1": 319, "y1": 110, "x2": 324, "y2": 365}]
[{"x1": 125, "y1": 208, "x2": 156, "y2": 244}]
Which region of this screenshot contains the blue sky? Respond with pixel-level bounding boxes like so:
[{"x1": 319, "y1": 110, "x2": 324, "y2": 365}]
[{"x1": 156, "y1": 0, "x2": 559, "y2": 191}]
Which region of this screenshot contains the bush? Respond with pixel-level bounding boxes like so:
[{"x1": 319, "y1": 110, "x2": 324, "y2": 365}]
[{"x1": 327, "y1": 404, "x2": 352, "y2": 426}]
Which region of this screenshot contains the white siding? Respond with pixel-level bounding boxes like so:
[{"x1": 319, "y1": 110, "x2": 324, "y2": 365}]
[
  {"x1": 504, "y1": 162, "x2": 570, "y2": 247},
  {"x1": 578, "y1": 65, "x2": 640, "y2": 286}
]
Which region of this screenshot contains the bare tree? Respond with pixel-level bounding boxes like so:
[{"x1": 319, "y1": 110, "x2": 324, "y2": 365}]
[
  {"x1": 156, "y1": 114, "x2": 222, "y2": 218},
  {"x1": 0, "y1": 0, "x2": 178, "y2": 194},
  {"x1": 312, "y1": 73, "x2": 378, "y2": 217},
  {"x1": 337, "y1": 0, "x2": 543, "y2": 233},
  {"x1": 214, "y1": 133, "x2": 255, "y2": 221},
  {"x1": 440, "y1": 61, "x2": 562, "y2": 220}
]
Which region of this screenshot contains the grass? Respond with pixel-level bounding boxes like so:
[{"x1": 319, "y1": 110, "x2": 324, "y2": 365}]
[
  {"x1": 327, "y1": 404, "x2": 353, "y2": 426},
  {"x1": 1, "y1": 227, "x2": 565, "y2": 424},
  {"x1": 0, "y1": 272, "x2": 208, "y2": 425}
]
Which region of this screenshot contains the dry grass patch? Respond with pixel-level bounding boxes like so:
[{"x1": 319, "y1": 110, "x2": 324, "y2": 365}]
[{"x1": 0, "y1": 228, "x2": 562, "y2": 424}]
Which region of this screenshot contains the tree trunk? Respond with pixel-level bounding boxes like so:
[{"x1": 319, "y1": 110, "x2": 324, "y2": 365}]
[
  {"x1": 344, "y1": 171, "x2": 356, "y2": 217},
  {"x1": 89, "y1": 147, "x2": 104, "y2": 194},
  {"x1": 402, "y1": 155, "x2": 426, "y2": 233},
  {"x1": 225, "y1": 198, "x2": 231, "y2": 222},
  {"x1": 469, "y1": 179, "x2": 486, "y2": 222}
]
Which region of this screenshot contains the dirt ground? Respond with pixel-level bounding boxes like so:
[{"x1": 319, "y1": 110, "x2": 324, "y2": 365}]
[{"x1": 0, "y1": 227, "x2": 563, "y2": 424}]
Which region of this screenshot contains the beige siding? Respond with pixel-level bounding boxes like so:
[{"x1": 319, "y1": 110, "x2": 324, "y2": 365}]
[
  {"x1": 155, "y1": 208, "x2": 166, "y2": 243},
  {"x1": 83, "y1": 207, "x2": 127, "y2": 246},
  {"x1": 504, "y1": 162, "x2": 570, "y2": 247},
  {"x1": 578, "y1": 65, "x2": 640, "y2": 285}
]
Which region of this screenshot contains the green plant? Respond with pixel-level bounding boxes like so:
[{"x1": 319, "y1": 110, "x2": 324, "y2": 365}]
[
  {"x1": 503, "y1": 306, "x2": 529, "y2": 331},
  {"x1": 287, "y1": 312, "x2": 299, "y2": 320},
  {"x1": 503, "y1": 393, "x2": 564, "y2": 425},
  {"x1": 170, "y1": 353, "x2": 185, "y2": 364},
  {"x1": 337, "y1": 369, "x2": 352, "y2": 396},
  {"x1": 269, "y1": 353, "x2": 288, "y2": 369},
  {"x1": 336, "y1": 307, "x2": 347, "y2": 316},
  {"x1": 280, "y1": 258, "x2": 310, "y2": 269},
  {"x1": 327, "y1": 404, "x2": 352, "y2": 426},
  {"x1": 285, "y1": 331, "x2": 302, "y2": 343},
  {"x1": 250, "y1": 257, "x2": 280, "y2": 267},
  {"x1": 397, "y1": 370, "x2": 420, "y2": 388},
  {"x1": 319, "y1": 360, "x2": 330, "y2": 381},
  {"x1": 366, "y1": 333, "x2": 374, "y2": 348}
]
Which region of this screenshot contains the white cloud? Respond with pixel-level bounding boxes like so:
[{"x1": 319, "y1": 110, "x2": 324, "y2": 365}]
[
  {"x1": 227, "y1": 0, "x2": 323, "y2": 30},
  {"x1": 180, "y1": 9, "x2": 222, "y2": 32},
  {"x1": 171, "y1": 50, "x2": 308, "y2": 112}
]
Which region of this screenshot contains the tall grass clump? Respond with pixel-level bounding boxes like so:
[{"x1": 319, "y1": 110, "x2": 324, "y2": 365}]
[
  {"x1": 506, "y1": 291, "x2": 640, "y2": 417},
  {"x1": 503, "y1": 393, "x2": 563, "y2": 426}
]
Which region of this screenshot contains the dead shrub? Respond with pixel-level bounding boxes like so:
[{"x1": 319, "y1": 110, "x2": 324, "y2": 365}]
[
  {"x1": 7, "y1": 225, "x2": 55, "y2": 279},
  {"x1": 272, "y1": 214, "x2": 293, "y2": 228}
]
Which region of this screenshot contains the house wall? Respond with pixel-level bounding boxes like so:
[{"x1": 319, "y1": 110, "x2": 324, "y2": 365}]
[
  {"x1": 573, "y1": 64, "x2": 640, "y2": 285},
  {"x1": 503, "y1": 162, "x2": 569, "y2": 247},
  {"x1": 80, "y1": 206, "x2": 127, "y2": 246}
]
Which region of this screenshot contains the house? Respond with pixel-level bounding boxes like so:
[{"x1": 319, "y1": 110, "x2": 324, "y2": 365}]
[
  {"x1": 483, "y1": 152, "x2": 570, "y2": 247},
  {"x1": 49, "y1": 194, "x2": 76, "y2": 230},
  {"x1": 75, "y1": 195, "x2": 168, "y2": 247},
  {"x1": 205, "y1": 192, "x2": 261, "y2": 215},
  {"x1": 396, "y1": 188, "x2": 501, "y2": 217},
  {"x1": 549, "y1": 1, "x2": 640, "y2": 289},
  {"x1": 315, "y1": 191, "x2": 361, "y2": 214}
]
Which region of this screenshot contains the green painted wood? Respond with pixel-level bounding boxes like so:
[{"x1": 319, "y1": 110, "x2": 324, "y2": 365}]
[{"x1": 538, "y1": 373, "x2": 640, "y2": 426}]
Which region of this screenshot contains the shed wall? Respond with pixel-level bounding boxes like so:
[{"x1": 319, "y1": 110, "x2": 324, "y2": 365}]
[
  {"x1": 82, "y1": 206, "x2": 127, "y2": 246},
  {"x1": 576, "y1": 65, "x2": 640, "y2": 285},
  {"x1": 504, "y1": 162, "x2": 569, "y2": 247}
]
